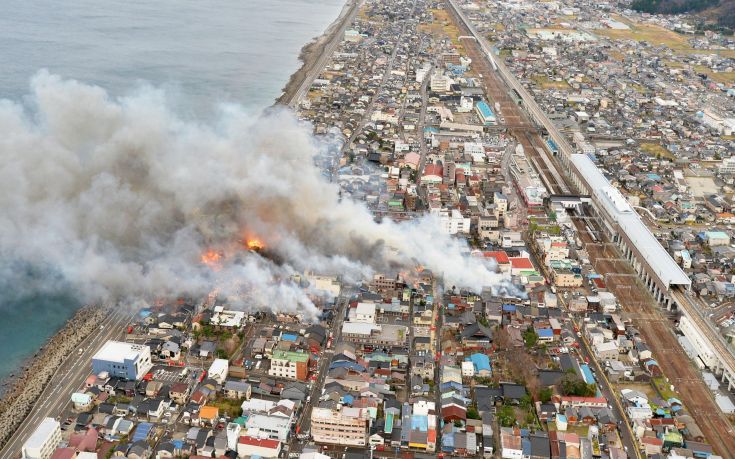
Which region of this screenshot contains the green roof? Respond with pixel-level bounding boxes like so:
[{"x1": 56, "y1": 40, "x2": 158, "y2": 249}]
[{"x1": 272, "y1": 350, "x2": 309, "y2": 363}]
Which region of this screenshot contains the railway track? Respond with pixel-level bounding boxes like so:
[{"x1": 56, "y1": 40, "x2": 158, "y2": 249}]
[
  {"x1": 574, "y1": 215, "x2": 735, "y2": 457},
  {"x1": 447, "y1": 6, "x2": 570, "y2": 196}
]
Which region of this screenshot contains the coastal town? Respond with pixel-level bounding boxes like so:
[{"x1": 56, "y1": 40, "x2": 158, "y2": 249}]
[{"x1": 3, "y1": 0, "x2": 735, "y2": 457}]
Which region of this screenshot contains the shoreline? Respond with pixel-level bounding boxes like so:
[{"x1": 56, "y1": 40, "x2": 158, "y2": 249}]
[
  {"x1": 276, "y1": 0, "x2": 359, "y2": 106},
  {"x1": 0, "y1": 305, "x2": 107, "y2": 449},
  {"x1": 0, "y1": 1, "x2": 360, "y2": 449}
]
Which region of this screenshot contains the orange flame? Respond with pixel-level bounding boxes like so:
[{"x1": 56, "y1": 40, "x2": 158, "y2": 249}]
[
  {"x1": 201, "y1": 249, "x2": 223, "y2": 270},
  {"x1": 246, "y1": 238, "x2": 264, "y2": 251}
]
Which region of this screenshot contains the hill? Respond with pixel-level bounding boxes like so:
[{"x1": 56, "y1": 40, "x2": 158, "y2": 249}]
[{"x1": 630, "y1": 0, "x2": 735, "y2": 30}]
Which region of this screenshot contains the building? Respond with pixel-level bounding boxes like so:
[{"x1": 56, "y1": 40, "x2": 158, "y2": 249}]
[
  {"x1": 22, "y1": 418, "x2": 61, "y2": 459},
  {"x1": 268, "y1": 350, "x2": 309, "y2": 381},
  {"x1": 208, "y1": 359, "x2": 229, "y2": 384},
  {"x1": 237, "y1": 436, "x2": 281, "y2": 458},
  {"x1": 568, "y1": 154, "x2": 691, "y2": 307},
  {"x1": 437, "y1": 208, "x2": 471, "y2": 235},
  {"x1": 719, "y1": 157, "x2": 735, "y2": 175},
  {"x1": 245, "y1": 414, "x2": 292, "y2": 442},
  {"x1": 351, "y1": 302, "x2": 376, "y2": 323},
  {"x1": 705, "y1": 231, "x2": 730, "y2": 247},
  {"x1": 91, "y1": 341, "x2": 152, "y2": 380},
  {"x1": 475, "y1": 101, "x2": 497, "y2": 126},
  {"x1": 430, "y1": 71, "x2": 453, "y2": 92},
  {"x1": 311, "y1": 407, "x2": 370, "y2": 446}
]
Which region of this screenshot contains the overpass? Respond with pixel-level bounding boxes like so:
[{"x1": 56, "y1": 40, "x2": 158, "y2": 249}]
[{"x1": 672, "y1": 288, "x2": 735, "y2": 391}]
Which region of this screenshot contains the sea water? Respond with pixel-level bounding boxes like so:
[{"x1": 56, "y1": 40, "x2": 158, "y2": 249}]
[{"x1": 0, "y1": 0, "x2": 346, "y2": 383}]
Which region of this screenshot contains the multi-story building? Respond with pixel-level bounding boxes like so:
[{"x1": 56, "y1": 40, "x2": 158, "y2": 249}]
[
  {"x1": 91, "y1": 341, "x2": 152, "y2": 380},
  {"x1": 437, "y1": 208, "x2": 470, "y2": 235},
  {"x1": 311, "y1": 407, "x2": 370, "y2": 446},
  {"x1": 22, "y1": 418, "x2": 61, "y2": 459},
  {"x1": 268, "y1": 350, "x2": 309, "y2": 381}
]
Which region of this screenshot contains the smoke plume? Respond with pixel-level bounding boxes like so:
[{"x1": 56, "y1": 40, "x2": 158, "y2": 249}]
[{"x1": 0, "y1": 72, "x2": 516, "y2": 318}]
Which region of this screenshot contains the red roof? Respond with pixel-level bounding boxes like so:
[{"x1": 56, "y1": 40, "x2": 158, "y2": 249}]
[
  {"x1": 483, "y1": 251, "x2": 509, "y2": 264},
  {"x1": 509, "y1": 257, "x2": 534, "y2": 270},
  {"x1": 239, "y1": 436, "x2": 280, "y2": 449},
  {"x1": 423, "y1": 164, "x2": 443, "y2": 178}
]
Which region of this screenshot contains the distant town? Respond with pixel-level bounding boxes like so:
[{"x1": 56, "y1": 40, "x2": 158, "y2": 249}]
[{"x1": 5, "y1": 0, "x2": 735, "y2": 457}]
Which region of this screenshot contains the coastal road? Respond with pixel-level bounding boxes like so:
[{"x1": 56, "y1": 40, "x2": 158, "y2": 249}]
[
  {"x1": 1, "y1": 308, "x2": 133, "y2": 458},
  {"x1": 286, "y1": 0, "x2": 364, "y2": 107}
]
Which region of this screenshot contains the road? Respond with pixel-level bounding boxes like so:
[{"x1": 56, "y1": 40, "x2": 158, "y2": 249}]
[
  {"x1": 563, "y1": 317, "x2": 641, "y2": 458},
  {"x1": 1, "y1": 308, "x2": 133, "y2": 458},
  {"x1": 341, "y1": 0, "x2": 416, "y2": 156},
  {"x1": 285, "y1": 0, "x2": 364, "y2": 107},
  {"x1": 288, "y1": 285, "x2": 353, "y2": 455},
  {"x1": 416, "y1": 64, "x2": 433, "y2": 184}
]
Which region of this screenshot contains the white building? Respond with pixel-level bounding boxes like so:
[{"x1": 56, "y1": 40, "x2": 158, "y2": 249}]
[
  {"x1": 352, "y1": 302, "x2": 376, "y2": 324},
  {"x1": 208, "y1": 359, "x2": 229, "y2": 384},
  {"x1": 92, "y1": 341, "x2": 152, "y2": 380},
  {"x1": 22, "y1": 418, "x2": 61, "y2": 459},
  {"x1": 461, "y1": 360, "x2": 475, "y2": 377},
  {"x1": 430, "y1": 71, "x2": 453, "y2": 92},
  {"x1": 311, "y1": 407, "x2": 370, "y2": 446},
  {"x1": 438, "y1": 209, "x2": 471, "y2": 235},
  {"x1": 458, "y1": 96, "x2": 474, "y2": 113},
  {"x1": 245, "y1": 414, "x2": 292, "y2": 442},
  {"x1": 679, "y1": 315, "x2": 717, "y2": 368},
  {"x1": 226, "y1": 423, "x2": 242, "y2": 451},
  {"x1": 720, "y1": 157, "x2": 735, "y2": 175}
]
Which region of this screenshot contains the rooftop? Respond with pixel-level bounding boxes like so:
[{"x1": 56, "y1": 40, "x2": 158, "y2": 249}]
[{"x1": 92, "y1": 341, "x2": 149, "y2": 364}]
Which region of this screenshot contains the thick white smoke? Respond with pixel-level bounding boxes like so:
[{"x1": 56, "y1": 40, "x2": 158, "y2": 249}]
[{"x1": 0, "y1": 72, "x2": 516, "y2": 319}]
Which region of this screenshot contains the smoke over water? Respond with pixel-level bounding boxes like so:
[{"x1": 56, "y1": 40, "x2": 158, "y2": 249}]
[{"x1": 0, "y1": 72, "x2": 517, "y2": 319}]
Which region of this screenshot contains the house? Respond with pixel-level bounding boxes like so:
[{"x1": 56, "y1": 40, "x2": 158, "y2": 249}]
[
  {"x1": 224, "y1": 381, "x2": 252, "y2": 400},
  {"x1": 208, "y1": 359, "x2": 229, "y2": 385},
  {"x1": 169, "y1": 383, "x2": 190, "y2": 405},
  {"x1": 469, "y1": 353, "x2": 492, "y2": 377},
  {"x1": 237, "y1": 436, "x2": 281, "y2": 458}
]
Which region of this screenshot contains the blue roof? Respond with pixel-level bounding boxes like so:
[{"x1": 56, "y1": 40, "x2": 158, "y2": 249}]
[
  {"x1": 411, "y1": 415, "x2": 429, "y2": 432},
  {"x1": 470, "y1": 353, "x2": 491, "y2": 372},
  {"x1": 502, "y1": 304, "x2": 516, "y2": 312},
  {"x1": 281, "y1": 333, "x2": 298, "y2": 342},
  {"x1": 476, "y1": 101, "x2": 494, "y2": 118},
  {"x1": 547, "y1": 139, "x2": 559, "y2": 151},
  {"x1": 537, "y1": 328, "x2": 554, "y2": 338},
  {"x1": 132, "y1": 422, "x2": 153, "y2": 442},
  {"x1": 580, "y1": 364, "x2": 596, "y2": 384}
]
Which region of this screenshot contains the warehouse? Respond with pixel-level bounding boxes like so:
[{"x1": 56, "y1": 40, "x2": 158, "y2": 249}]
[{"x1": 91, "y1": 341, "x2": 152, "y2": 381}]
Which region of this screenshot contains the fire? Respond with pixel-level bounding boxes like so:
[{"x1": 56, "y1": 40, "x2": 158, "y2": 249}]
[
  {"x1": 201, "y1": 249, "x2": 223, "y2": 269},
  {"x1": 246, "y1": 238, "x2": 264, "y2": 251}
]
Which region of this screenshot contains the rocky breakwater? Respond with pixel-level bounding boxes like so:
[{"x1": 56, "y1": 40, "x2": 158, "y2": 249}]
[{"x1": 0, "y1": 306, "x2": 107, "y2": 448}]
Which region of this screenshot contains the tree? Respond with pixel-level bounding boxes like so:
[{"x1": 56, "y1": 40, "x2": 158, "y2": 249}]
[
  {"x1": 539, "y1": 387, "x2": 553, "y2": 403},
  {"x1": 497, "y1": 405, "x2": 516, "y2": 427},
  {"x1": 560, "y1": 373, "x2": 596, "y2": 397},
  {"x1": 523, "y1": 327, "x2": 539, "y2": 348},
  {"x1": 215, "y1": 348, "x2": 229, "y2": 359},
  {"x1": 467, "y1": 405, "x2": 481, "y2": 420}
]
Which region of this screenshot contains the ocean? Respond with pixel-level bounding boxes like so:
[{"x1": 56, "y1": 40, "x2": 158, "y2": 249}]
[{"x1": 0, "y1": 0, "x2": 346, "y2": 383}]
